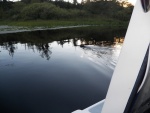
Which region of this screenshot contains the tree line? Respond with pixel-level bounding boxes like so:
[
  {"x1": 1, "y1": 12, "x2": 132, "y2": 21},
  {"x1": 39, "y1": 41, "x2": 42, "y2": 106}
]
[{"x1": 0, "y1": 0, "x2": 133, "y2": 21}]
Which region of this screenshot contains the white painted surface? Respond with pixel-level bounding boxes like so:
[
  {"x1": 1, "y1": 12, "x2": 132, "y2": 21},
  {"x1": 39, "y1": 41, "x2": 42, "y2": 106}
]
[
  {"x1": 72, "y1": 100, "x2": 105, "y2": 113},
  {"x1": 101, "y1": 0, "x2": 150, "y2": 113},
  {"x1": 72, "y1": 110, "x2": 90, "y2": 113},
  {"x1": 84, "y1": 99, "x2": 105, "y2": 113}
]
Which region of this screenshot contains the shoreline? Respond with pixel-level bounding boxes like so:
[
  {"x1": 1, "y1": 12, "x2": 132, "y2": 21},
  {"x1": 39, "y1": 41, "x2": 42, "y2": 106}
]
[
  {"x1": 0, "y1": 24, "x2": 126, "y2": 34},
  {"x1": 0, "y1": 25, "x2": 91, "y2": 34},
  {"x1": 0, "y1": 19, "x2": 128, "y2": 34}
]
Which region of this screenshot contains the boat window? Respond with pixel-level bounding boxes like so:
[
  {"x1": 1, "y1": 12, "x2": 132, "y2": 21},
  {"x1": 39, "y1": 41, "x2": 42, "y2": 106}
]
[
  {"x1": 141, "y1": 0, "x2": 150, "y2": 12},
  {"x1": 127, "y1": 47, "x2": 150, "y2": 113}
]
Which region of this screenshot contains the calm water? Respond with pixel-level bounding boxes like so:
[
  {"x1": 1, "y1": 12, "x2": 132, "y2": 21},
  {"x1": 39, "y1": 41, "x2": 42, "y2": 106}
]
[{"x1": 0, "y1": 27, "x2": 126, "y2": 113}]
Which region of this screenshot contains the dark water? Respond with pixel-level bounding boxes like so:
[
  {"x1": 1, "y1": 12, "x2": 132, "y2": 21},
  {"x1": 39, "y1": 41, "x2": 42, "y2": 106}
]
[{"x1": 0, "y1": 27, "x2": 126, "y2": 113}]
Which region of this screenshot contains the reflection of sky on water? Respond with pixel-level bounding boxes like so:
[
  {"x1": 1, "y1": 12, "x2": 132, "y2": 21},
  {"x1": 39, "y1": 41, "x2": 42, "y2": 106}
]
[
  {"x1": 0, "y1": 36, "x2": 124, "y2": 113},
  {"x1": 0, "y1": 26, "x2": 127, "y2": 113},
  {"x1": 80, "y1": 43, "x2": 122, "y2": 70},
  {"x1": 0, "y1": 39, "x2": 123, "y2": 77}
]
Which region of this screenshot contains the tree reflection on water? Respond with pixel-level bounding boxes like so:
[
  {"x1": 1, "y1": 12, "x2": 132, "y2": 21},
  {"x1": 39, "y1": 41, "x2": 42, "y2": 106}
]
[
  {"x1": 0, "y1": 26, "x2": 126, "y2": 60},
  {"x1": 0, "y1": 37, "x2": 124, "y2": 64},
  {"x1": 0, "y1": 42, "x2": 16, "y2": 57},
  {"x1": 0, "y1": 42, "x2": 52, "y2": 60},
  {"x1": 39, "y1": 43, "x2": 52, "y2": 60},
  {"x1": 57, "y1": 39, "x2": 71, "y2": 48}
]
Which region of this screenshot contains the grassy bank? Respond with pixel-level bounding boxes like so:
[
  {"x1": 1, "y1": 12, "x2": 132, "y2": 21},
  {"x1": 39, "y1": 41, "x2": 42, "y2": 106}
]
[{"x1": 0, "y1": 17, "x2": 129, "y2": 28}]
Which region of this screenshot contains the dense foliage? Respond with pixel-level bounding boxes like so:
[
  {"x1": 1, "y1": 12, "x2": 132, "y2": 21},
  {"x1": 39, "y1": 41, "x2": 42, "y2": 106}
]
[{"x1": 0, "y1": 0, "x2": 133, "y2": 21}]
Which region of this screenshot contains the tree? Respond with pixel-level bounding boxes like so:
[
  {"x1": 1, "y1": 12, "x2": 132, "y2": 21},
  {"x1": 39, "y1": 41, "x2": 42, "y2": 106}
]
[
  {"x1": 1, "y1": 0, "x2": 13, "y2": 11},
  {"x1": 117, "y1": 0, "x2": 131, "y2": 7},
  {"x1": 3, "y1": 0, "x2": 7, "y2": 2},
  {"x1": 21, "y1": 0, "x2": 31, "y2": 4},
  {"x1": 86, "y1": 0, "x2": 90, "y2": 3},
  {"x1": 73, "y1": 0, "x2": 77, "y2": 5}
]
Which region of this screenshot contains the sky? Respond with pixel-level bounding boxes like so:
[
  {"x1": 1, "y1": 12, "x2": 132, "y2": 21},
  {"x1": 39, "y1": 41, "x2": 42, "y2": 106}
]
[
  {"x1": 9, "y1": 0, "x2": 137, "y2": 5},
  {"x1": 128, "y1": 0, "x2": 136, "y2": 5}
]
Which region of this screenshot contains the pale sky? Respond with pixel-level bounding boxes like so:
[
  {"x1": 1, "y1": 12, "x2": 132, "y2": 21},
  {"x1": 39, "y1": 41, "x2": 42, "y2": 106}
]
[
  {"x1": 10, "y1": 0, "x2": 137, "y2": 5},
  {"x1": 128, "y1": 0, "x2": 136, "y2": 5}
]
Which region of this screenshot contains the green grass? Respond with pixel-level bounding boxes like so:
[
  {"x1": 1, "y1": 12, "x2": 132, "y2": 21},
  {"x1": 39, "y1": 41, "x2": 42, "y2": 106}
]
[{"x1": 0, "y1": 17, "x2": 128, "y2": 28}]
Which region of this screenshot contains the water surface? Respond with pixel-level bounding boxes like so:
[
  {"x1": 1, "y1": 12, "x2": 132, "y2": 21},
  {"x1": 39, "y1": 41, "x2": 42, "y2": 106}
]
[{"x1": 0, "y1": 27, "x2": 126, "y2": 113}]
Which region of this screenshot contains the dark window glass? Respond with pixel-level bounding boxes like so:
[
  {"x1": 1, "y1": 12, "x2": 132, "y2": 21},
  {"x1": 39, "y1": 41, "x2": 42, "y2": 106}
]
[
  {"x1": 129, "y1": 49, "x2": 150, "y2": 113},
  {"x1": 141, "y1": 0, "x2": 150, "y2": 12}
]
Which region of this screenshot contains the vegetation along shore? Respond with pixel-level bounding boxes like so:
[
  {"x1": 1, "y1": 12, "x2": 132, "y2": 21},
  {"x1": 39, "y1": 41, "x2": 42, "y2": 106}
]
[{"x1": 0, "y1": 0, "x2": 133, "y2": 28}]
